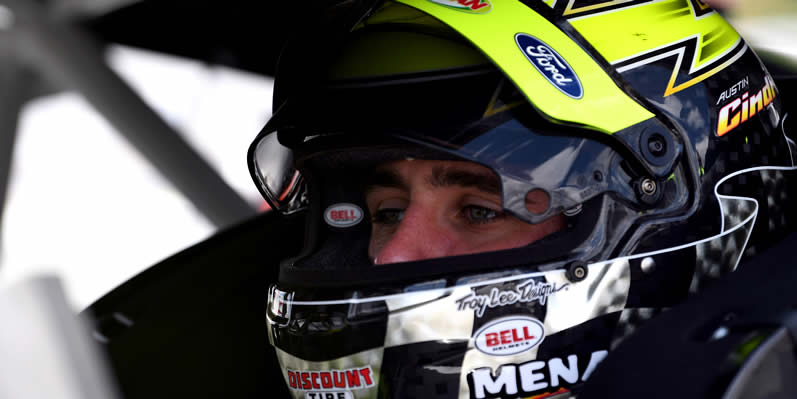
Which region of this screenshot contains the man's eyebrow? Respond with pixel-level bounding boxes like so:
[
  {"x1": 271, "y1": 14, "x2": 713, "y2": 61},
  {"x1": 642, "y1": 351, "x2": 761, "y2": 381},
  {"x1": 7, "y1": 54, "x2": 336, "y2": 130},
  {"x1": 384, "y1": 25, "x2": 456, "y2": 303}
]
[
  {"x1": 429, "y1": 166, "x2": 502, "y2": 195},
  {"x1": 363, "y1": 168, "x2": 408, "y2": 193}
]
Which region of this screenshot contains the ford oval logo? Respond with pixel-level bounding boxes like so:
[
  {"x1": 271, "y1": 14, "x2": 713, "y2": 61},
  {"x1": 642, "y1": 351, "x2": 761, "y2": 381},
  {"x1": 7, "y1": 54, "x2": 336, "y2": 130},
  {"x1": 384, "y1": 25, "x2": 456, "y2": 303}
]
[
  {"x1": 474, "y1": 316, "x2": 545, "y2": 356},
  {"x1": 324, "y1": 203, "x2": 364, "y2": 228},
  {"x1": 515, "y1": 33, "x2": 583, "y2": 99}
]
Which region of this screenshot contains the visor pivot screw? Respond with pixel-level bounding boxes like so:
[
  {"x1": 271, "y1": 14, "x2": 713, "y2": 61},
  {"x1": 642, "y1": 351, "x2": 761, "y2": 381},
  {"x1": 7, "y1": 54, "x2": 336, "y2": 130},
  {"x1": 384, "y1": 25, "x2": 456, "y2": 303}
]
[
  {"x1": 647, "y1": 134, "x2": 667, "y2": 157},
  {"x1": 593, "y1": 171, "x2": 604, "y2": 182},
  {"x1": 566, "y1": 261, "x2": 588, "y2": 283},
  {"x1": 640, "y1": 257, "x2": 656, "y2": 274},
  {"x1": 640, "y1": 130, "x2": 675, "y2": 166}
]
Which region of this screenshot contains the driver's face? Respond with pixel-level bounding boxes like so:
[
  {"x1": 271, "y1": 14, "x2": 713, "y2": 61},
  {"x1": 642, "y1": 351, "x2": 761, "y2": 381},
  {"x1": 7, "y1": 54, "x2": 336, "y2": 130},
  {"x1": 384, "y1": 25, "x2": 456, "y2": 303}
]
[{"x1": 364, "y1": 160, "x2": 565, "y2": 265}]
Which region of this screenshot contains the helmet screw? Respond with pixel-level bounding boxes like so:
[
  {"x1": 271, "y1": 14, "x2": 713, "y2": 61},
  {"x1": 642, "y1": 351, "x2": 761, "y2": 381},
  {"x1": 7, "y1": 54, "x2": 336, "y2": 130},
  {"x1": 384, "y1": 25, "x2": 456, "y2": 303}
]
[
  {"x1": 566, "y1": 261, "x2": 588, "y2": 283},
  {"x1": 593, "y1": 171, "x2": 604, "y2": 182},
  {"x1": 647, "y1": 134, "x2": 667, "y2": 157},
  {"x1": 640, "y1": 178, "x2": 657, "y2": 195},
  {"x1": 635, "y1": 177, "x2": 662, "y2": 205},
  {"x1": 640, "y1": 257, "x2": 656, "y2": 274},
  {"x1": 640, "y1": 130, "x2": 674, "y2": 167}
]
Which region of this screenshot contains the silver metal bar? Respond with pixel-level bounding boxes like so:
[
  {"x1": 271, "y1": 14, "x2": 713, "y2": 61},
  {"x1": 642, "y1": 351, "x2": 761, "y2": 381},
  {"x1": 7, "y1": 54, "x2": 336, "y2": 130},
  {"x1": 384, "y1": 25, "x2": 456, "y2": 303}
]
[
  {"x1": 49, "y1": 0, "x2": 143, "y2": 22},
  {"x1": 0, "y1": 276, "x2": 122, "y2": 399},
  {"x1": 5, "y1": 0, "x2": 257, "y2": 228},
  {"x1": 0, "y1": 33, "x2": 35, "y2": 264}
]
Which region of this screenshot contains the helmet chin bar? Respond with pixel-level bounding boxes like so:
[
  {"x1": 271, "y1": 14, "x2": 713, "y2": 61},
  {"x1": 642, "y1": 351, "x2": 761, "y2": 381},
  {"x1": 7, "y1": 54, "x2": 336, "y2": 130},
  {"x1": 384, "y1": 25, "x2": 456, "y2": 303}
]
[{"x1": 266, "y1": 166, "x2": 789, "y2": 399}]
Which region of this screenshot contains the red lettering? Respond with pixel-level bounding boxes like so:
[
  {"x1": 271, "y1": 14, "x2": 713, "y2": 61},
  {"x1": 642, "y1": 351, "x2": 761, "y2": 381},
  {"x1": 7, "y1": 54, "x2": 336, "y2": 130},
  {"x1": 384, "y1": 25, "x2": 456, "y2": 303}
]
[
  {"x1": 346, "y1": 370, "x2": 361, "y2": 387},
  {"x1": 333, "y1": 371, "x2": 346, "y2": 388},
  {"x1": 524, "y1": 326, "x2": 535, "y2": 340},
  {"x1": 311, "y1": 372, "x2": 321, "y2": 389},
  {"x1": 293, "y1": 367, "x2": 374, "y2": 391},
  {"x1": 359, "y1": 367, "x2": 374, "y2": 386},
  {"x1": 500, "y1": 330, "x2": 512, "y2": 344},
  {"x1": 512, "y1": 328, "x2": 522, "y2": 342},
  {"x1": 459, "y1": 0, "x2": 489, "y2": 10},
  {"x1": 329, "y1": 209, "x2": 358, "y2": 221},
  {"x1": 320, "y1": 371, "x2": 332, "y2": 388},
  {"x1": 486, "y1": 332, "x2": 499, "y2": 347}
]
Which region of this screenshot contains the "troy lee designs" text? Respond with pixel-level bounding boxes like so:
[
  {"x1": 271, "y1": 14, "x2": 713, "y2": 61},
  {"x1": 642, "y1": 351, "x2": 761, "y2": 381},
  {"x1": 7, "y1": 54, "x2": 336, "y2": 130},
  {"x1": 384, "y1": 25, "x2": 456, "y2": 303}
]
[{"x1": 456, "y1": 280, "x2": 569, "y2": 317}]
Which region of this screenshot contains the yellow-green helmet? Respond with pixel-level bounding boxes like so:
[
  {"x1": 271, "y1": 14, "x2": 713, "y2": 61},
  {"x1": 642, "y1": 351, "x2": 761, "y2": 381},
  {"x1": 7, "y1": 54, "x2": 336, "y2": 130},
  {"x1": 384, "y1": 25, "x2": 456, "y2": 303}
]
[{"x1": 248, "y1": 1, "x2": 795, "y2": 398}]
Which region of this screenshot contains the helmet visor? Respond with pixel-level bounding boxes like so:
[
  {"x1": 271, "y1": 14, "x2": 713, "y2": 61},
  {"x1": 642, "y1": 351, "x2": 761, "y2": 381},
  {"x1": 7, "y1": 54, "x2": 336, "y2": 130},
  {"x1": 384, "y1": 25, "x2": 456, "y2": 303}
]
[{"x1": 249, "y1": 68, "x2": 642, "y2": 224}]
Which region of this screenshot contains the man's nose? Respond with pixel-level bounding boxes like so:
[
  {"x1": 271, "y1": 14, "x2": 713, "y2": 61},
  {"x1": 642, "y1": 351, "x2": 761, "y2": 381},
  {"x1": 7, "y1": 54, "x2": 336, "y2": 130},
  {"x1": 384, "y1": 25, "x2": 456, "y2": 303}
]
[{"x1": 373, "y1": 206, "x2": 454, "y2": 265}]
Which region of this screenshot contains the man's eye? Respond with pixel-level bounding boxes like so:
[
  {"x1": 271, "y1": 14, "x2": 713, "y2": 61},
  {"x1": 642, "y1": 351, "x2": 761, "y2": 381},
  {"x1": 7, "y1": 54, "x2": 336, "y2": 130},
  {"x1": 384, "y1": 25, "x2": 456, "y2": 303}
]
[
  {"x1": 372, "y1": 208, "x2": 405, "y2": 225},
  {"x1": 464, "y1": 205, "x2": 504, "y2": 224}
]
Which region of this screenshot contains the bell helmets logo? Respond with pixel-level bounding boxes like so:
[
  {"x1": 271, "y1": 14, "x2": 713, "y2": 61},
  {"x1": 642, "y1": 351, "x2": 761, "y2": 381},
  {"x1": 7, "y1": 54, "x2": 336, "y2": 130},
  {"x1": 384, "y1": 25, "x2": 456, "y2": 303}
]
[
  {"x1": 474, "y1": 316, "x2": 545, "y2": 356},
  {"x1": 324, "y1": 203, "x2": 363, "y2": 228},
  {"x1": 428, "y1": 0, "x2": 492, "y2": 13},
  {"x1": 516, "y1": 33, "x2": 583, "y2": 99}
]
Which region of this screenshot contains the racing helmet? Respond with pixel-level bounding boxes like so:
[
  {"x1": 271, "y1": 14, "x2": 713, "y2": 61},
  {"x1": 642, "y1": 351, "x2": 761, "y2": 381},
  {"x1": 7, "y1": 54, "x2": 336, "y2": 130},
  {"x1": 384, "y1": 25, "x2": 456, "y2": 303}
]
[{"x1": 248, "y1": 1, "x2": 797, "y2": 398}]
